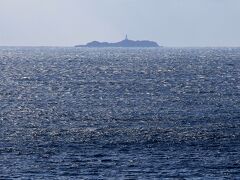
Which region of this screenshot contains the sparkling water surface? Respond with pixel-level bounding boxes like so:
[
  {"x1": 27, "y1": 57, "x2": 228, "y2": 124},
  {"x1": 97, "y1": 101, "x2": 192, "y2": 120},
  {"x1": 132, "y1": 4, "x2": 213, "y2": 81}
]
[{"x1": 0, "y1": 47, "x2": 240, "y2": 179}]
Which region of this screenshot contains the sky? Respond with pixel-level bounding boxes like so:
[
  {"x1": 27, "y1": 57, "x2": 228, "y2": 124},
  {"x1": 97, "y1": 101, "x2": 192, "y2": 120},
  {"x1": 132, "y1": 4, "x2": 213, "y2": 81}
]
[{"x1": 0, "y1": 0, "x2": 240, "y2": 47}]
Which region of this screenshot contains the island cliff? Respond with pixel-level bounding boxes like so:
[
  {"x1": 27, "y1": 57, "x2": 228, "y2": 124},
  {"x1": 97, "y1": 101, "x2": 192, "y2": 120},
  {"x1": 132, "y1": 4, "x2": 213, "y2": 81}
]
[{"x1": 75, "y1": 35, "x2": 159, "y2": 48}]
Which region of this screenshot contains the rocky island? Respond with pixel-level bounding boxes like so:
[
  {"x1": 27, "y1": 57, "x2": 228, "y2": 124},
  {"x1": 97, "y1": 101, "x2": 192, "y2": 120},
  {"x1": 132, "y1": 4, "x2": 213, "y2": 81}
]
[{"x1": 75, "y1": 35, "x2": 159, "y2": 48}]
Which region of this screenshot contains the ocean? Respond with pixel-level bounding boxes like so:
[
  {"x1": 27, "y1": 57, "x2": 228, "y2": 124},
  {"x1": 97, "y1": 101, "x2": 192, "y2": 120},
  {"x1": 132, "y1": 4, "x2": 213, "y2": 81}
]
[{"x1": 0, "y1": 47, "x2": 240, "y2": 179}]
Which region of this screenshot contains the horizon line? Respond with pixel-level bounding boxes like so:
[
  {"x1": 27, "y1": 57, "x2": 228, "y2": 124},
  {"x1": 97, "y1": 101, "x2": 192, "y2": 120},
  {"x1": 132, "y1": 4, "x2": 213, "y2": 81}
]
[{"x1": 1, "y1": 45, "x2": 240, "y2": 48}]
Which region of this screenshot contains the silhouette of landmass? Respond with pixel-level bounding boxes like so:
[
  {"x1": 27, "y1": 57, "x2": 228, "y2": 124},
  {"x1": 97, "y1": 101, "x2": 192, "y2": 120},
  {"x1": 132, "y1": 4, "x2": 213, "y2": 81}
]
[{"x1": 75, "y1": 35, "x2": 159, "y2": 48}]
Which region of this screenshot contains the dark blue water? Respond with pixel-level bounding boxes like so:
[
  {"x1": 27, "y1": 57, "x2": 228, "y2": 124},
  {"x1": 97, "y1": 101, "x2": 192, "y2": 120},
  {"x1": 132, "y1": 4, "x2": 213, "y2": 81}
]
[{"x1": 0, "y1": 47, "x2": 240, "y2": 179}]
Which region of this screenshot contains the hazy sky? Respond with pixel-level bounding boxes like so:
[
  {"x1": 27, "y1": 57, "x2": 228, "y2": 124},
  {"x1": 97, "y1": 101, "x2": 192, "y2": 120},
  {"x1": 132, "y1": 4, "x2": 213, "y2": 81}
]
[{"x1": 0, "y1": 0, "x2": 240, "y2": 47}]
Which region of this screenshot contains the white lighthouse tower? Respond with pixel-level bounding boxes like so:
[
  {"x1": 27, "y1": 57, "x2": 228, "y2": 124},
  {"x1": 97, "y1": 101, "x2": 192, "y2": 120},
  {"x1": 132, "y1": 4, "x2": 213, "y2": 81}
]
[{"x1": 125, "y1": 34, "x2": 128, "y2": 40}]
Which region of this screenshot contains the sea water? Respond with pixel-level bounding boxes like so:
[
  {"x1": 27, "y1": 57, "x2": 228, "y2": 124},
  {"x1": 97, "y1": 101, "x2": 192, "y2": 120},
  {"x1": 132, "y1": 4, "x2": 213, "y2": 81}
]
[{"x1": 0, "y1": 47, "x2": 240, "y2": 179}]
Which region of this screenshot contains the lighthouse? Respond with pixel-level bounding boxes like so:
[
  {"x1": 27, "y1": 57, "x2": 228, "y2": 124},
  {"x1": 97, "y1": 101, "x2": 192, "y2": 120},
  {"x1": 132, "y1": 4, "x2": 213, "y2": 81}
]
[{"x1": 125, "y1": 34, "x2": 128, "y2": 40}]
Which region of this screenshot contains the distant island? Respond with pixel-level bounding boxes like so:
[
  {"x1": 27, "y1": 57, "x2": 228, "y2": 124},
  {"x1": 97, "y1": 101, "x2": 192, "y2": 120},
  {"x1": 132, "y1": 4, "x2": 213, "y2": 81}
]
[{"x1": 75, "y1": 35, "x2": 160, "y2": 48}]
